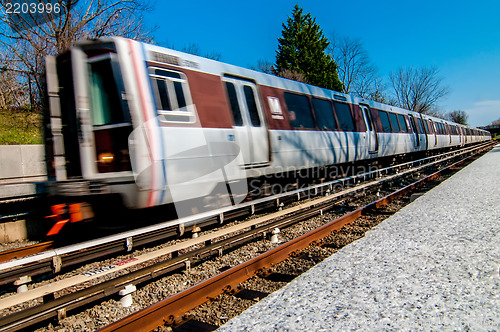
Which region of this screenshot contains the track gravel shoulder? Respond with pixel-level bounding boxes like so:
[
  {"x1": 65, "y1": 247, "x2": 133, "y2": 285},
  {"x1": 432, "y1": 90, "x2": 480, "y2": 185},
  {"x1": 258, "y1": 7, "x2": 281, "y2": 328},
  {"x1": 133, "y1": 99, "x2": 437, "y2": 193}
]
[{"x1": 218, "y1": 144, "x2": 500, "y2": 331}]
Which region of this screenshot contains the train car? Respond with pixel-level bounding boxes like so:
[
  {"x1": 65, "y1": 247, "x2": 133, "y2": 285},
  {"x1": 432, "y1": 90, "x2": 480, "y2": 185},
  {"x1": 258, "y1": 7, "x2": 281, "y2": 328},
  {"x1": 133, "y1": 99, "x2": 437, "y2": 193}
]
[{"x1": 43, "y1": 37, "x2": 491, "y2": 231}]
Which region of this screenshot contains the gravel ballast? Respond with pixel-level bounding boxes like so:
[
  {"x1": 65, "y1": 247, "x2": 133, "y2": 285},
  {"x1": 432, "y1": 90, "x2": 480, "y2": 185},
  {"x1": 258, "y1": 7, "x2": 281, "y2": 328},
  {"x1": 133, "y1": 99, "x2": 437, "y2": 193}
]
[{"x1": 218, "y1": 144, "x2": 500, "y2": 331}]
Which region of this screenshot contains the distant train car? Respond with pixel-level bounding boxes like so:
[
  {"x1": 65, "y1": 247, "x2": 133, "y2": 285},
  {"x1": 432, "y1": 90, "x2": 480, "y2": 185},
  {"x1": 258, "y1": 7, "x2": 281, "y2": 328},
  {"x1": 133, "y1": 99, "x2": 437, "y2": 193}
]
[{"x1": 43, "y1": 37, "x2": 491, "y2": 231}]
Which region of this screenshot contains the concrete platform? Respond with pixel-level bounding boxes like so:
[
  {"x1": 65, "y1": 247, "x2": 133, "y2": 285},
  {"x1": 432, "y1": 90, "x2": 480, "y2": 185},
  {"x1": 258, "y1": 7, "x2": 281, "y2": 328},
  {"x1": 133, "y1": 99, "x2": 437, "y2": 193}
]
[{"x1": 219, "y1": 144, "x2": 500, "y2": 331}]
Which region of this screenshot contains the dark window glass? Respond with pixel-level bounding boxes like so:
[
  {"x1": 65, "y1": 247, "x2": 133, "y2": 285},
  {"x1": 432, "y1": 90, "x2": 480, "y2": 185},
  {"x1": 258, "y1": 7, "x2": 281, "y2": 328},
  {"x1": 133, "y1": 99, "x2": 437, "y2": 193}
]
[
  {"x1": 423, "y1": 120, "x2": 429, "y2": 133},
  {"x1": 409, "y1": 116, "x2": 417, "y2": 133},
  {"x1": 225, "y1": 82, "x2": 243, "y2": 126},
  {"x1": 312, "y1": 98, "x2": 337, "y2": 130},
  {"x1": 284, "y1": 92, "x2": 315, "y2": 129},
  {"x1": 243, "y1": 85, "x2": 261, "y2": 127},
  {"x1": 333, "y1": 102, "x2": 355, "y2": 131},
  {"x1": 389, "y1": 113, "x2": 400, "y2": 132},
  {"x1": 153, "y1": 78, "x2": 171, "y2": 111},
  {"x1": 174, "y1": 81, "x2": 186, "y2": 109},
  {"x1": 89, "y1": 58, "x2": 127, "y2": 125},
  {"x1": 417, "y1": 118, "x2": 425, "y2": 133},
  {"x1": 154, "y1": 69, "x2": 181, "y2": 79},
  {"x1": 398, "y1": 114, "x2": 408, "y2": 132},
  {"x1": 379, "y1": 111, "x2": 392, "y2": 132},
  {"x1": 363, "y1": 108, "x2": 373, "y2": 131}
]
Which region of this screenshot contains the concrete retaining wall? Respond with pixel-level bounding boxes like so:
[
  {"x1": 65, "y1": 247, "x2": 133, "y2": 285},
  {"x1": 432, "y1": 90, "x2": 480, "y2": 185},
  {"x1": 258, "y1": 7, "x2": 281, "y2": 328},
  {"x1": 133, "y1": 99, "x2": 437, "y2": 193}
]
[{"x1": 0, "y1": 145, "x2": 46, "y2": 184}]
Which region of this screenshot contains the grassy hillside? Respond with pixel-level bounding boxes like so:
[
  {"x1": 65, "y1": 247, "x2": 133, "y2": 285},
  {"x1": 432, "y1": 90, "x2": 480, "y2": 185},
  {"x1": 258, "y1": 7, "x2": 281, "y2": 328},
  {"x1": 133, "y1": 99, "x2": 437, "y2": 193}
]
[{"x1": 0, "y1": 109, "x2": 43, "y2": 145}]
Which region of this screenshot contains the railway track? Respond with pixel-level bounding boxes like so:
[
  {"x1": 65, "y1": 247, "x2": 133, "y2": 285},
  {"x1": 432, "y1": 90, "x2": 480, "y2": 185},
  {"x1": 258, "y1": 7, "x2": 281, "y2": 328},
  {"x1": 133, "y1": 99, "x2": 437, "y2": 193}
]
[
  {"x1": 0, "y1": 141, "x2": 494, "y2": 331},
  {"x1": 99, "y1": 143, "x2": 493, "y2": 332},
  {"x1": 0, "y1": 144, "x2": 484, "y2": 286}
]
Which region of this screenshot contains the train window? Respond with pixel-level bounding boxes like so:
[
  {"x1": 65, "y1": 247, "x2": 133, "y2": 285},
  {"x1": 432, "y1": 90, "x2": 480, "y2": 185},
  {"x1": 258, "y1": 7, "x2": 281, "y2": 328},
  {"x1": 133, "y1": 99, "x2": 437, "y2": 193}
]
[
  {"x1": 424, "y1": 120, "x2": 431, "y2": 133},
  {"x1": 388, "y1": 113, "x2": 400, "y2": 132},
  {"x1": 284, "y1": 92, "x2": 315, "y2": 129},
  {"x1": 149, "y1": 67, "x2": 195, "y2": 123},
  {"x1": 174, "y1": 81, "x2": 187, "y2": 109},
  {"x1": 225, "y1": 82, "x2": 243, "y2": 126},
  {"x1": 438, "y1": 123, "x2": 444, "y2": 134},
  {"x1": 409, "y1": 115, "x2": 418, "y2": 133},
  {"x1": 333, "y1": 102, "x2": 355, "y2": 131},
  {"x1": 398, "y1": 114, "x2": 408, "y2": 132},
  {"x1": 153, "y1": 79, "x2": 171, "y2": 110},
  {"x1": 379, "y1": 111, "x2": 392, "y2": 132},
  {"x1": 88, "y1": 56, "x2": 130, "y2": 126},
  {"x1": 417, "y1": 118, "x2": 425, "y2": 133},
  {"x1": 243, "y1": 85, "x2": 261, "y2": 127},
  {"x1": 312, "y1": 98, "x2": 337, "y2": 130}
]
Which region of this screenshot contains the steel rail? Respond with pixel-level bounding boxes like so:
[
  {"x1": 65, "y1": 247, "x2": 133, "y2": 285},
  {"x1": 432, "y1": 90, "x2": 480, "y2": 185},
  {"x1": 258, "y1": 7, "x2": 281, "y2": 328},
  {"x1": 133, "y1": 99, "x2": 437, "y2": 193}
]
[
  {"x1": 0, "y1": 242, "x2": 54, "y2": 264},
  {"x1": 0, "y1": 142, "x2": 492, "y2": 288},
  {"x1": 99, "y1": 143, "x2": 492, "y2": 332}
]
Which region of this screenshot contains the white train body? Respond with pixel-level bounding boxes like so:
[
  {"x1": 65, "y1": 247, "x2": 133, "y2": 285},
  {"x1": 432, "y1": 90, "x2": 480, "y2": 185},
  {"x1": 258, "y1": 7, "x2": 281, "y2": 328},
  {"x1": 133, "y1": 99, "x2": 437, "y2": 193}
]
[{"x1": 44, "y1": 37, "x2": 491, "y2": 212}]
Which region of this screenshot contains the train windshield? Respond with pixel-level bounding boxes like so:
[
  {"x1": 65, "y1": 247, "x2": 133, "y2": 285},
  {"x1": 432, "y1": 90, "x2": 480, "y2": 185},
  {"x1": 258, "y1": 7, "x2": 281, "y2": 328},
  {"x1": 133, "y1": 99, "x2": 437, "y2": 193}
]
[
  {"x1": 87, "y1": 53, "x2": 132, "y2": 173},
  {"x1": 87, "y1": 54, "x2": 130, "y2": 126}
]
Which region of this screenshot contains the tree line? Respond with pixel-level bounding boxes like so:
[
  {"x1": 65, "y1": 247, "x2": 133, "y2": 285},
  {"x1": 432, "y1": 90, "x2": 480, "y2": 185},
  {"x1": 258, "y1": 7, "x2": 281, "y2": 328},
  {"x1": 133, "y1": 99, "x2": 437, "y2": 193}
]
[
  {"x1": 0, "y1": 3, "x2": 468, "y2": 126},
  {"x1": 268, "y1": 5, "x2": 467, "y2": 125}
]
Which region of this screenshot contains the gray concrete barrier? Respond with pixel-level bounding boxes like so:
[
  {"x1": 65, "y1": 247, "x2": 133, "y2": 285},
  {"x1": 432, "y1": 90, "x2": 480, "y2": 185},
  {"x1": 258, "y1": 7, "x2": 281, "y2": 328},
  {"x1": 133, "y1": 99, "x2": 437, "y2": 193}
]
[{"x1": 0, "y1": 145, "x2": 47, "y2": 184}]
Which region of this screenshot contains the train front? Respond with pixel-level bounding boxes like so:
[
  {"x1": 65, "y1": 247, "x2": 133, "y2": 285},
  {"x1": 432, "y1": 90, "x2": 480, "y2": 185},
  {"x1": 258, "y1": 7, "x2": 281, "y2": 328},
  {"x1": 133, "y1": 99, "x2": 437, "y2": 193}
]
[
  {"x1": 44, "y1": 37, "x2": 248, "y2": 237},
  {"x1": 44, "y1": 38, "x2": 142, "y2": 235}
]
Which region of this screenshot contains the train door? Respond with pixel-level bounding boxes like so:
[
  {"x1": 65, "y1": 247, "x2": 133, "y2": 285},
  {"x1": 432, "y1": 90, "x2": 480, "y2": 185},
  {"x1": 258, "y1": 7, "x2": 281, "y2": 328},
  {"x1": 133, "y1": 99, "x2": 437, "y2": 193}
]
[
  {"x1": 223, "y1": 77, "x2": 270, "y2": 168},
  {"x1": 408, "y1": 115, "x2": 420, "y2": 147},
  {"x1": 360, "y1": 105, "x2": 378, "y2": 153},
  {"x1": 429, "y1": 120, "x2": 438, "y2": 146}
]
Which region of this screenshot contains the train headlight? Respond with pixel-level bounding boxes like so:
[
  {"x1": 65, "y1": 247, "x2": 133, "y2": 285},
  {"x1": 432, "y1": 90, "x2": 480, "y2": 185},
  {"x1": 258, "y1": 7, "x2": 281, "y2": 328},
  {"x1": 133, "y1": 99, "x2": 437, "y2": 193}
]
[{"x1": 98, "y1": 152, "x2": 115, "y2": 164}]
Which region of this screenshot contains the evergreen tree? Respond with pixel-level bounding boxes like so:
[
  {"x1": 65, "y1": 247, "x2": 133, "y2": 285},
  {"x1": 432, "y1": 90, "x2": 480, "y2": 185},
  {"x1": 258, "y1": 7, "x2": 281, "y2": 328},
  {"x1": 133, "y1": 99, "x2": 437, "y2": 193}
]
[{"x1": 276, "y1": 5, "x2": 343, "y2": 92}]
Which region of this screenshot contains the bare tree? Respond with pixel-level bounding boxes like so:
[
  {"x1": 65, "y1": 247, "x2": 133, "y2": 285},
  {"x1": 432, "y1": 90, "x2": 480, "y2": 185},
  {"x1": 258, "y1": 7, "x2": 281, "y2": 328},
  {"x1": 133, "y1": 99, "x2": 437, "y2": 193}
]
[
  {"x1": 0, "y1": 51, "x2": 29, "y2": 109},
  {"x1": 390, "y1": 66, "x2": 449, "y2": 114},
  {"x1": 277, "y1": 69, "x2": 308, "y2": 83},
  {"x1": 249, "y1": 59, "x2": 276, "y2": 75},
  {"x1": 329, "y1": 34, "x2": 386, "y2": 102},
  {"x1": 181, "y1": 43, "x2": 222, "y2": 61},
  {"x1": 0, "y1": 0, "x2": 156, "y2": 111},
  {"x1": 447, "y1": 110, "x2": 469, "y2": 125}
]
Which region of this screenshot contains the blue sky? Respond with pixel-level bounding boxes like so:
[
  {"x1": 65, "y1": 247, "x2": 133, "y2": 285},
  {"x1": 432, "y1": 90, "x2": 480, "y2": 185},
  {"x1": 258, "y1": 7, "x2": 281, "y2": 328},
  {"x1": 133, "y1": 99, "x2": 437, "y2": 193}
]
[{"x1": 147, "y1": 0, "x2": 500, "y2": 127}]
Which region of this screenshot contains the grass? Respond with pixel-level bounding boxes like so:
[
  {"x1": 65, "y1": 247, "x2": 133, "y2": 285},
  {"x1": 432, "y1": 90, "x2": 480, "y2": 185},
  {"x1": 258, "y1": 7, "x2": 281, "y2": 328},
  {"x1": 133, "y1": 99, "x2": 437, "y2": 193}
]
[{"x1": 0, "y1": 109, "x2": 43, "y2": 145}]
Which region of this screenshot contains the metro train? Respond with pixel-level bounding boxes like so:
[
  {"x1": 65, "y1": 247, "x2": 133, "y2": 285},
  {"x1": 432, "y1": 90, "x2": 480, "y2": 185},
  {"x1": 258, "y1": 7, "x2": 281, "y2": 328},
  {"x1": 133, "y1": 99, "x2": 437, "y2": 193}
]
[{"x1": 43, "y1": 37, "x2": 490, "y2": 233}]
